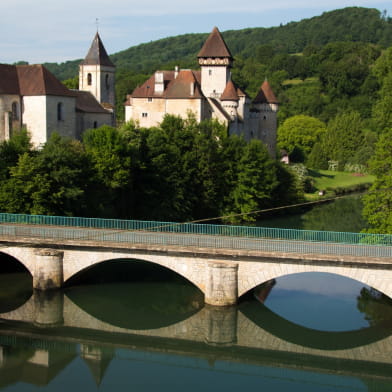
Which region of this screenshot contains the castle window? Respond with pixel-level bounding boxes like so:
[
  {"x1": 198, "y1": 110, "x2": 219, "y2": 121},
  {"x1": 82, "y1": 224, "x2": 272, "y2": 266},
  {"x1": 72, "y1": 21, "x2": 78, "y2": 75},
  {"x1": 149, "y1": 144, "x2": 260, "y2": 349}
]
[
  {"x1": 93, "y1": 121, "x2": 98, "y2": 128},
  {"x1": 142, "y1": 112, "x2": 148, "y2": 117},
  {"x1": 148, "y1": 97, "x2": 153, "y2": 102},
  {"x1": 209, "y1": 69, "x2": 212, "y2": 76},
  {"x1": 263, "y1": 115, "x2": 267, "y2": 120},
  {"x1": 57, "y1": 102, "x2": 64, "y2": 121},
  {"x1": 11, "y1": 102, "x2": 19, "y2": 121},
  {"x1": 87, "y1": 73, "x2": 92, "y2": 86},
  {"x1": 105, "y1": 74, "x2": 109, "y2": 90}
]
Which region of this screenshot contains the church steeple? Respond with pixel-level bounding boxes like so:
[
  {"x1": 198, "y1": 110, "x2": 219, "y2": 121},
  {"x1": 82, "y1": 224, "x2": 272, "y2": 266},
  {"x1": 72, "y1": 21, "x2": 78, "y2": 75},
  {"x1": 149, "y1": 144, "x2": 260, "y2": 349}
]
[
  {"x1": 81, "y1": 32, "x2": 115, "y2": 67},
  {"x1": 79, "y1": 32, "x2": 115, "y2": 109}
]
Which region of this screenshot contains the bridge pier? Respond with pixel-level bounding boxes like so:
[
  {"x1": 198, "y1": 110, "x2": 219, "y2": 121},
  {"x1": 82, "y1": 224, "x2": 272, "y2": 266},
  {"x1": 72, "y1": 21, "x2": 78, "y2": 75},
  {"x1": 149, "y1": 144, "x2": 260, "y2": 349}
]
[
  {"x1": 204, "y1": 305, "x2": 237, "y2": 345},
  {"x1": 205, "y1": 262, "x2": 238, "y2": 306},
  {"x1": 33, "y1": 290, "x2": 64, "y2": 327},
  {"x1": 33, "y1": 249, "x2": 64, "y2": 291}
]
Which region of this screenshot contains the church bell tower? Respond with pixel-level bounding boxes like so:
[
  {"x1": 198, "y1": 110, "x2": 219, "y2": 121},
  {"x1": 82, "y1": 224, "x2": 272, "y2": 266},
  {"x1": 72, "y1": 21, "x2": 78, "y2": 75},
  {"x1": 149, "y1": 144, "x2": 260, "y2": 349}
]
[{"x1": 79, "y1": 32, "x2": 115, "y2": 110}]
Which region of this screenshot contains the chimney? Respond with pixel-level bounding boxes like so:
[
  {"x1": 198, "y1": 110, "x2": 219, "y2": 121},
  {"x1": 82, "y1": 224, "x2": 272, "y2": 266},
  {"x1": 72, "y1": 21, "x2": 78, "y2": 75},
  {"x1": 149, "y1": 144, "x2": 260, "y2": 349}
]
[
  {"x1": 154, "y1": 71, "x2": 164, "y2": 94},
  {"x1": 190, "y1": 82, "x2": 195, "y2": 96},
  {"x1": 174, "y1": 66, "x2": 179, "y2": 79}
]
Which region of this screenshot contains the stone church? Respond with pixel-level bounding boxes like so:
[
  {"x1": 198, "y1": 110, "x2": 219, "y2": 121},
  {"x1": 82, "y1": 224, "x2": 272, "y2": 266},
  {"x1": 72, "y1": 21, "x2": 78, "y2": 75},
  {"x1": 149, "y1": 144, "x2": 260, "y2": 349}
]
[
  {"x1": 0, "y1": 33, "x2": 115, "y2": 147},
  {"x1": 125, "y1": 27, "x2": 278, "y2": 156}
]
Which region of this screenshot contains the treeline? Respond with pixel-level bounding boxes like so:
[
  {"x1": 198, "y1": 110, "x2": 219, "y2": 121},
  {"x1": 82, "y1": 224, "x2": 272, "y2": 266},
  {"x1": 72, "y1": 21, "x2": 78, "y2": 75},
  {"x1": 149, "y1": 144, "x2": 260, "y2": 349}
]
[
  {"x1": 40, "y1": 7, "x2": 392, "y2": 119},
  {"x1": 0, "y1": 116, "x2": 302, "y2": 223},
  {"x1": 277, "y1": 45, "x2": 392, "y2": 170}
]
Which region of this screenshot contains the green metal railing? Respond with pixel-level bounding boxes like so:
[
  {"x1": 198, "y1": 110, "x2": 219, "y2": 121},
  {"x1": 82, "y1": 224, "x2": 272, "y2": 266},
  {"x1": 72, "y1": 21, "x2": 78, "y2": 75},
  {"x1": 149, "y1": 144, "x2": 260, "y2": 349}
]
[
  {"x1": 0, "y1": 223, "x2": 391, "y2": 258},
  {"x1": 0, "y1": 212, "x2": 391, "y2": 247}
]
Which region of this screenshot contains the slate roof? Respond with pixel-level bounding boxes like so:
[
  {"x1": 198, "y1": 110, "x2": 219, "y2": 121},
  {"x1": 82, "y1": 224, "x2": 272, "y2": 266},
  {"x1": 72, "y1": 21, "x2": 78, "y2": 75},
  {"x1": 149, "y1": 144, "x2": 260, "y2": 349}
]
[
  {"x1": 0, "y1": 64, "x2": 75, "y2": 97},
  {"x1": 197, "y1": 27, "x2": 233, "y2": 59},
  {"x1": 74, "y1": 90, "x2": 110, "y2": 113},
  {"x1": 253, "y1": 80, "x2": 278, "y2": 104},
  {"x1": 80, "y1": 32, "x2": 115, "y2": 67}
]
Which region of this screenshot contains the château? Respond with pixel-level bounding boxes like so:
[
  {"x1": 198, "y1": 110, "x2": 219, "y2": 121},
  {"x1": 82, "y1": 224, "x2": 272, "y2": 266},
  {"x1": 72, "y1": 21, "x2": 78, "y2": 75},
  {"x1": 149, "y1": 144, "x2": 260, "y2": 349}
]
[{"x1": 125, "y1": 27, "x2": 278, "y2": 156}]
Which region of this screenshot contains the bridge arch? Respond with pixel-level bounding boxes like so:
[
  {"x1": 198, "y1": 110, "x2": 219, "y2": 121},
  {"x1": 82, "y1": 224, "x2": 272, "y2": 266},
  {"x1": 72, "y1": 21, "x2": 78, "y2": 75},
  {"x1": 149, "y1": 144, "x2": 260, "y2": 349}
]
[
  {"x1": 238, "y1": 262, "x2": 392, "y2": 300},
  {"x1": 0, "y1": 247, "x2": 36, "y2": 277},
  {"x1": 62, "y1": 250, "x2": 207, "y2": 294}
]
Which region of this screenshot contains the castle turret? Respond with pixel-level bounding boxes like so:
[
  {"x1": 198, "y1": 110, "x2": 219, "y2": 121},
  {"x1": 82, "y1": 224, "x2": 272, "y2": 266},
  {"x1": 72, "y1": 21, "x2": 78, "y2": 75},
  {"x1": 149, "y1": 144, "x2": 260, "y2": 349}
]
[
  {"x1": 79, "y1": 33, "x2": 115, "y2": 110},
  {"x1": 198, "y1": 27, "x2": 233, "y2": 98},
  {"x1": 221, "y1": 80, "x2": 239, "y2": 120},
  {"x1": 253, "y1": 80, "x2": 279, "y2": 157}
]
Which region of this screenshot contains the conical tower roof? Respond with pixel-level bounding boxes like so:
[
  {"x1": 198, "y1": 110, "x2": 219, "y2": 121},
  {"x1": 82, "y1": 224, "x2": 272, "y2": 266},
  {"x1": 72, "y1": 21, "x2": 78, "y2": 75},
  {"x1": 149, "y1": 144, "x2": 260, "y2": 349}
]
[
  {"x1": 197, "y1": 27, "x2": 233, "y2": 59},
  {"x1": 81, "y1": 32, "x2": 114, "y2": 67},
  {"x1": 253, "y1": 80, "x2": 278, "y2": 104},
  {"x1": 221, "y1": 80, "x2": 239, "y2": 101}
]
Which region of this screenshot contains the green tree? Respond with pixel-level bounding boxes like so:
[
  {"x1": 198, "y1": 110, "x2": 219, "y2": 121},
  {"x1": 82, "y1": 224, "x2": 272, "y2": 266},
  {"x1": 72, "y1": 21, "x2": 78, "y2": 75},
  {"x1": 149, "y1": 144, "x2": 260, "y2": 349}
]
[
  {"x1": 322, "y1": 111, "x2": 366, "y2": 170},
  {"x1": 0, "y1": 133, "x2": 90, "y2": 216},
  {"x1": 62, "y1": 76, "x2": 78, "y2": 89},
  {"x1": 0, "y1": 128, "x2": 32, "y2": 181},
  {"x1": 191, "y1": 119, "x2": 228, "y2": 219},
  {"x1": 83, "y1": 125, "x2": 133, "y2": 217},
  {"x1": 229, "y1": 140, "x2": 278, "y2": 223},
  {"x1": 277, "y1": 115, "x2": 326, "y2": 162},
  {"x1": 372, "y1": 73, "x2": 392, "y2": 131},
  {"x1": 362, "y1": 128, "x2": 392, "y2": 233}
]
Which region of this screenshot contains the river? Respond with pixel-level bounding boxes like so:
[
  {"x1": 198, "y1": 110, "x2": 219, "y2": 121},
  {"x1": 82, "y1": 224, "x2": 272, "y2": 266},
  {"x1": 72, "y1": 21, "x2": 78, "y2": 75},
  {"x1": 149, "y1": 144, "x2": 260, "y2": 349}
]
[{"x1": 0, "y1": 195, "x2": 391, "y2": 391}]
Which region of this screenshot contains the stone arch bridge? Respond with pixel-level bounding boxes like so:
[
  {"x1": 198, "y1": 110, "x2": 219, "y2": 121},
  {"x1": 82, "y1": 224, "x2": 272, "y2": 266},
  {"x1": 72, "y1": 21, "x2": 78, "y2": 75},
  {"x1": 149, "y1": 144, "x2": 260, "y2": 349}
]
[{"x1": 0, "y1": 214, "x2": 392, "y2": 305}]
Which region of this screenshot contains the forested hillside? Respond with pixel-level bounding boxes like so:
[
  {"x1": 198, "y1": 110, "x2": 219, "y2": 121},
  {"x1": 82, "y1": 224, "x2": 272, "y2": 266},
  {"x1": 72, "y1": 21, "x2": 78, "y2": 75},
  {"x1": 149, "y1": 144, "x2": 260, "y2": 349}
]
[
  {"x1": 43, "y1": 7, "x2": 392, "y2": 78},
  {"x1": 44, "y1": 6, "x2": 392, "y2": 115}
]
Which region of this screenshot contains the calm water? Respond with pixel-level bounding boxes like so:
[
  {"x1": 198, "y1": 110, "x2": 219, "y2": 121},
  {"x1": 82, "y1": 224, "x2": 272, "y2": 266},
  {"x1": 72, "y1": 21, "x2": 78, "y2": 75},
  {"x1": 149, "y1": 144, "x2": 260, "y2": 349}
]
[
  {"x1": 257, "y1": 194, "x2": 367, "y2": 232},
  {"x1": 0, "y1": 195, "x2": 392, "y2": 391}
]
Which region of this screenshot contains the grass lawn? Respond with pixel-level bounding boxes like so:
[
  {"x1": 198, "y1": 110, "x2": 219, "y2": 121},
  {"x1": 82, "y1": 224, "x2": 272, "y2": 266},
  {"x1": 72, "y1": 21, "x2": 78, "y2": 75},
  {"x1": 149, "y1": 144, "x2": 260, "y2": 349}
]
[{"x1": 305, "y1": 169, "x2": 375, "y2": 199}]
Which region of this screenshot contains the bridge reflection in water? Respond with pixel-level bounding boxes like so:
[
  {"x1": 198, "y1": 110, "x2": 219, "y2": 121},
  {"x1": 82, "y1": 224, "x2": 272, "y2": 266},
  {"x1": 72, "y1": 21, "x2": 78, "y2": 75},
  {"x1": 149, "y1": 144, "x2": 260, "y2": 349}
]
[{"x1": 0, "y1": 290, "x2": 392, "y2": 390}]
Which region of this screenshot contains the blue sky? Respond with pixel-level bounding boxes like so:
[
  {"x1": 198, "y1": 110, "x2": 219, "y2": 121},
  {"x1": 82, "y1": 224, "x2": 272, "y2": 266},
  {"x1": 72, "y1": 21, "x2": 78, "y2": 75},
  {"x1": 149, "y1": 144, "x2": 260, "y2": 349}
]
[{"x1": 1, "y1": 0, "x2": 392, "y2": 64}]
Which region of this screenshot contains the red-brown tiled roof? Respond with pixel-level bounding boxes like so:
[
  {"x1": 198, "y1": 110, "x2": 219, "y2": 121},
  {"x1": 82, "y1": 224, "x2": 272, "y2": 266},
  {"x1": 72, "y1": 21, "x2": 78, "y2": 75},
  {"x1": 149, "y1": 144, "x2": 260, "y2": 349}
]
[
  {"x1": 220, "y1": 80, "x2": 239, "y2": 101},
  {"x1": 197, "y1": 27, "x2": 233, "y2": 59},
  {"x1": 131, "y1": 71, "x2": 175, "y2": 98},
  {"x1": 0, "y1": 64, "x2": 20, "y2": 94},
  {"x1": 236, "y1": 86, "x2": 247, "y2": 97},
  {"x1": 81, "y1": 32, "x2": 115, "y2": 67},
  {"x1": 253, "y1": 80, "x2": 278, "y2": 104},
  {"x1": 130, "y1": 70, "x2": 203, "y2": 100},
  {"x1": 74, "y1": 90, "x2": 109, "y2": 113},
  {"x1": 164, "y1": 70, "x2": 203, "y2": 99},
  {"x1": 16, "y1": 65, "x2": 75, "y2": 97}
]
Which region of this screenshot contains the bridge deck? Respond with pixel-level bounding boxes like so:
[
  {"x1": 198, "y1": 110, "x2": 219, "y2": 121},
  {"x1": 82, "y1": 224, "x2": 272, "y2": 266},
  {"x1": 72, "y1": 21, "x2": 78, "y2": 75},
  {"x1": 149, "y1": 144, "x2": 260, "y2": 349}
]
[{"x1": 0, "y1": 222, "x2": 392, "y2": 265}]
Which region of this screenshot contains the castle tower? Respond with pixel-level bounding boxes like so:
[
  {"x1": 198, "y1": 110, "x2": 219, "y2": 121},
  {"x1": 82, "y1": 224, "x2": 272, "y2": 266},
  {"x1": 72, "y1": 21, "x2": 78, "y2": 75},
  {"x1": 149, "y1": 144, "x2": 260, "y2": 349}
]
[
  {"x1": 221, "y1": 79, "x2": 239, "y2": 120},
  {"x1": 79, "y1": 32, "x2": 115, "y2": 110},
  {"x1": 198, "y1": 27, "x2": 233, "y2": 98},
  {"x1": 253, "y1": 80, "x2": 279, "y2": 157}
]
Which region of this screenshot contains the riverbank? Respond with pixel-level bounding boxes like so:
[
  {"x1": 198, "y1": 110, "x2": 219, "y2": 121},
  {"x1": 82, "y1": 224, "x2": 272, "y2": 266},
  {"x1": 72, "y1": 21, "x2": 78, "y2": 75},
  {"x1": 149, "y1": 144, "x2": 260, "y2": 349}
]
[{"x1": 305, "y1": 169, "x2": 375, "y2": 201}]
